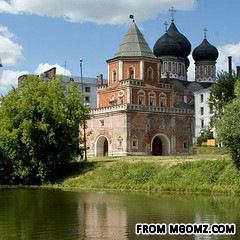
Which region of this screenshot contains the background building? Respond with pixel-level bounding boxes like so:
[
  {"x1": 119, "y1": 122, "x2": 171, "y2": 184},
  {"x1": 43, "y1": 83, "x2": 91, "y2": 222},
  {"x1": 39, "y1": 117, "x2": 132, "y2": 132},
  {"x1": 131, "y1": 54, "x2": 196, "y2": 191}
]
[
  {"x1": 18, "y1": 67, "x2": 101, "y2": 109},
  {"x1": 194, "y1": 87, "x2": 214, "y2": 139}
]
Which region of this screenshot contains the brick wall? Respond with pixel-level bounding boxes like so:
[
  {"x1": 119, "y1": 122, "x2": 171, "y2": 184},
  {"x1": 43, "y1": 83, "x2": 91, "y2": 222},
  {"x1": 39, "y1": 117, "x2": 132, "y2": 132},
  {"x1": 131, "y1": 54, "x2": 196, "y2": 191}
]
[{"x1": 86, "y1": 110, "x2": 193, "y2": 156}]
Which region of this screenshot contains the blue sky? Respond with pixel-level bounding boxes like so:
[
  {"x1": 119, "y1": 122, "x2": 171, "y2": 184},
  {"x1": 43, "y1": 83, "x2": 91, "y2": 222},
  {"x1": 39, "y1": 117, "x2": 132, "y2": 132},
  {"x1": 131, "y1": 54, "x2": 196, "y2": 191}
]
[{"x1": 0, "y1": 0, "x2": 240, "y2": 95}]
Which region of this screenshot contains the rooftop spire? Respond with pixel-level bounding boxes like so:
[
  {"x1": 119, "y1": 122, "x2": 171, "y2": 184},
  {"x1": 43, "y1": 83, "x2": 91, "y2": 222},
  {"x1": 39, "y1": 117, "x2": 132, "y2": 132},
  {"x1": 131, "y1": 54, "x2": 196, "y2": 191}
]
[
  {"x1": 169, "y1": 6, "x2": 176, "y2": 22},
  {"x1": 203, "y1": 27, "x2": 208, "y2": 39},
  {"x1": 114, "y1": 22, "x2": 156, "y2": 58}
]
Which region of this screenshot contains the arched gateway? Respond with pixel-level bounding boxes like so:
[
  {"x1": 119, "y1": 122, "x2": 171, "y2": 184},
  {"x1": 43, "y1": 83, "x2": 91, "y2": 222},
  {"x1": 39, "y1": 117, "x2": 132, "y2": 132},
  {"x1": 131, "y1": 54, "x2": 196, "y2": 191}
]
[
  {"x1": 95, "y1": 135, "x2": 109, "y2": 157},
  {"x1": 151, "y1": 134, "x2": 170, "y2": 156}
]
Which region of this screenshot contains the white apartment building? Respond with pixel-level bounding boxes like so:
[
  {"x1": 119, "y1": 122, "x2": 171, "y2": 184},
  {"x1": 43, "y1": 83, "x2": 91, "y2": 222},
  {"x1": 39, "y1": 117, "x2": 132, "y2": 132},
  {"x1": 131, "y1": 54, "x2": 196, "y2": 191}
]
[{"x1": 194, "y1": 87, "x2": 215, "y2": 140}]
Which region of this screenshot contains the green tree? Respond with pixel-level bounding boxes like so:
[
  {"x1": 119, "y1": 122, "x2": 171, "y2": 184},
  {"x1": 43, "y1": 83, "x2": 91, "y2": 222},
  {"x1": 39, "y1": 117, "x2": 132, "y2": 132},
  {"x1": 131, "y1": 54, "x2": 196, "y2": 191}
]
[
  {"x1": 216, "y1": 79, "x2": 240, "y2": 168},
  {"x1": 196, "y1": 126, "x2": 214, "y2": 146},
  {"x1": 209, "y1": 71, "x2": 237, "y2": 122},
  {"x1": 0, "y1": 75, "x2": 89, "y2": 184}
]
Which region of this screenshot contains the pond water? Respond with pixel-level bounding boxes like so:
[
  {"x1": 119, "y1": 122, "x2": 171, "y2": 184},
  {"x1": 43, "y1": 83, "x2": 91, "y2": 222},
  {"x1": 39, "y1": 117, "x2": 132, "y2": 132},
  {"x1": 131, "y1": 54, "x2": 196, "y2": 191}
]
[{"x1": 0, "y1": 189, "x2": 239, "y2": 239}]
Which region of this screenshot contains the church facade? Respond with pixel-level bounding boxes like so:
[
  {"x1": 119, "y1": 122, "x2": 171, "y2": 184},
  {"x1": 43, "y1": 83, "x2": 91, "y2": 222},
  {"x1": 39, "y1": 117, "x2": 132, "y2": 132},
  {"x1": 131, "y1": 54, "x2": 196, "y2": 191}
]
[
  {"x1": 85, "y1": 19, "x2": 197, "y2": 157},
  {"x1": 84, "y1": 14, "x2": 218, "y2": 157}
]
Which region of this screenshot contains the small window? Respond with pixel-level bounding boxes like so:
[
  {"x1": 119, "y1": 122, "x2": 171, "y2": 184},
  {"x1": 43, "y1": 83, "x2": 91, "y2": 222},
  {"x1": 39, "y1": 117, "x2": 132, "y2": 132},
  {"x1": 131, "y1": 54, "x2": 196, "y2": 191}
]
[
  {"x1": 164, "y1": 62, "x2": 167, "y2": 72},
  {"x1": 148, "y1": 68, "x2": 153, "y2": 81},
  {"x1": 200, "y1": 94, "x2": 204, "y2": 103},
  {"x1": 159, "y1": 93, "x2": 167, "y2": 107},
  {"x1": 178, "y1": 63, "x2": 181, "y2": 74},
  {"x1": 200, "y1": 107, "x2": 204, "y2": 115},
  {"x1": 85, "y1": 96, "x2": 90, "y2": 103},
  {"x1": 138, "y1": 90, "x2": 145, "y2": 105},
  {"x1": 172, "y1": 62, "x2": 175, "y2": 74},
  {"x1": 132, "y1": 135, "x2": 138, "y2": 149},
  {"x1": 168, "y1": 62, "x2": 171, "y2": 72},
  {"x1": 204, "y1": 66, "x2": 207, "y2": 75},
  {"x1": 184, "y1": 142, "x2": 188, "y2": 148},
  {"x1": 85, "y1": 86, "x2": 91, "y2": 92},
  {"x1": 100, "y1": 120, "x2": 104, "y2": 127},
  {"x1": 133, "y1": 140, "x2": 138, "y2": 147},
  {"x1": 201, "y1": 119, "x2": 204, "y2": 128},
  {"x1": 129, "y1": 67, "x2": 135, "y2": 79},
  {"x1": 197, "y1": 67, "x2": 200, "y2": 76},
  {"x1": 112, "y1": 70, "x2": 117, "y2": 82}
]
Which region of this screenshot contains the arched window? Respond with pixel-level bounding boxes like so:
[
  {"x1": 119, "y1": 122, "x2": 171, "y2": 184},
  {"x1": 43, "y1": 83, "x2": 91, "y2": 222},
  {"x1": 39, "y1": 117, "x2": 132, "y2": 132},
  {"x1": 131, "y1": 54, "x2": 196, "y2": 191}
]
[
  {"x1": 112, "y1": 69, "x2": 117, "y2": 82},
  {"x1": 182, "y1": 64, "x2": 185, "y2": 75},
  {"x1": 204, "y1": 66, "x2": 207, "y2": 75},
  {"x1": 172, "y1": 62, "x2": 175, "y2": 74},
  {"x1": 109, "y1": 94, "x2": 116, "y2": 105},
  {"x1": 148, "y1": 91, "x2": 156, "y2": 106},
  {"x1": 137, "y1": 89, "x2": 145, "y2": 105},
  {"x1": 159, "y1": 92, "x2": 167, "y2": 107},
  {"x1": 148, "y1": 67, "x2": 153, "y2": 81},
  {"x1": 208, "y1": 66, "x2": 211, "y2": 76},
  {"x1": 197, "y1": 66, "x2": 200, "y2": 76},
  {"x1": 168, "y1": 62, "x2": 171, "y2": 72},
  {"x1": 200, "y1": 66, "x2": 203, "y2": 76},
  {"x1": 118, "y1": 90, "x2": 124, "y2": 104},
  {"x1": 178, "y1": 63, "x2": 181, "y2": 74},
  {"x1": 164, "y1": 62, "x2": 167, "y2": 72},
  {"x1": 129, "y1": 67, "x2": 135, "y2": 79}
]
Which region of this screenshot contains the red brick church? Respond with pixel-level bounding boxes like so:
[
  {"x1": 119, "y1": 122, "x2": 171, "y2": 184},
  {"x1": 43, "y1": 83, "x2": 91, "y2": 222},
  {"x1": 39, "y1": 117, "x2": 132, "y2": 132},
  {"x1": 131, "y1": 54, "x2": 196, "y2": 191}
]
[{"x1": 85, "y1": 20, "x2": 194, "y2": 157}]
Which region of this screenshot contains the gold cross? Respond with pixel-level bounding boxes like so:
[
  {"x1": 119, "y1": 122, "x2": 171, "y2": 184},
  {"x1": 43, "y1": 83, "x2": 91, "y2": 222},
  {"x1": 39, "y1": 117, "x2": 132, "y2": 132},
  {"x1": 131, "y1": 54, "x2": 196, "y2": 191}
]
[{"x1": 169, "y1": 6, "x2": 176, "y2": 22}]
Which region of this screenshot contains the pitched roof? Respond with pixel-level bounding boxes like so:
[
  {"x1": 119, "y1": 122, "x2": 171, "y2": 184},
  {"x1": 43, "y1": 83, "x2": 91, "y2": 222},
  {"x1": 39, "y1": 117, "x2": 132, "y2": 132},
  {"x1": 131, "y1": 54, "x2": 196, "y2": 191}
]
[{"x1": 114, "y1": 22, "x2": 156, "y2": 58}]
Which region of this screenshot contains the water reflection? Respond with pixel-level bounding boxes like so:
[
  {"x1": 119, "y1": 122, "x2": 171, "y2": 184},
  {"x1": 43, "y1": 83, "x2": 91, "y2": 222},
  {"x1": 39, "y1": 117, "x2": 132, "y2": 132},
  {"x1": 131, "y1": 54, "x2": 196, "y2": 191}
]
[
  {"x1": 0, "y1": 189, "x2": 239, "y2": 239},
  {"x1": 77, "y1": 193, "x2": 127, "y2": 239}
]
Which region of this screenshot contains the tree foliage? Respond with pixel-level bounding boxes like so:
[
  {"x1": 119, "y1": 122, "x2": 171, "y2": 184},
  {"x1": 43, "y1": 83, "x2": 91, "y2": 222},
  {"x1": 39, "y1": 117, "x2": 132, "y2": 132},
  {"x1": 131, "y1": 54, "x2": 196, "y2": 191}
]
[
  {"x1": 216, "y1": 79, "x2": 240, "y2": 168},
  {"x1": 196, "y1": 126, "x2": 214, "y2": 146},
  {"x1": 0, "y1": 75, "x2": 89, "y2": 184},
  {"x1": 209, "y1": 71, "x2": 237, "y2": 122}
]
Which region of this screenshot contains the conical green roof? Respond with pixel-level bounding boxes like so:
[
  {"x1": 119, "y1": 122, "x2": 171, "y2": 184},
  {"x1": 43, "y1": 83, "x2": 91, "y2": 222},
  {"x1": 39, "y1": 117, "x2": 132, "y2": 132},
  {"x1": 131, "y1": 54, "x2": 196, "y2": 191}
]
[{"x1": 114, "y1": 22, "x2": 156, "y2": 58}]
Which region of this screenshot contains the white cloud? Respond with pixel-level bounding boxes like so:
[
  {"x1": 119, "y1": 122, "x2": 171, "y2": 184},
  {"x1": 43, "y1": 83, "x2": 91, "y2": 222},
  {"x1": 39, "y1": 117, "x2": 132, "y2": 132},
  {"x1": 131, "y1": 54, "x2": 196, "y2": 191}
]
[
  {"x1": 217, "y1": 42, "x2": 240, "y2": 74},
  {"x1": 0, "y1": 25, "x2": 24, "y2": 66},
  {"x1": 0, "y1": 25, "x2": 15, "y2": 39},
  {"x1": 0, "y1": 0, "x2": 196, "y2": 24},
  {"x1": 35, "y1": 63, "x2": 71, "y2": 76},
  {"x1": 0, "y1": 70, "x2": 29, "y2": 94}
]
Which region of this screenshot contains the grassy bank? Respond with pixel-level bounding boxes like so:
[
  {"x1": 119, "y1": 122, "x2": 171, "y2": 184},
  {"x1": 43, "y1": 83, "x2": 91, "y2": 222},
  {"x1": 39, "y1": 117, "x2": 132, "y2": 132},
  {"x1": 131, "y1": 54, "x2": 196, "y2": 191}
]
[{"x1": 56, "y1": 149, "x2": 240, "y2": 194}]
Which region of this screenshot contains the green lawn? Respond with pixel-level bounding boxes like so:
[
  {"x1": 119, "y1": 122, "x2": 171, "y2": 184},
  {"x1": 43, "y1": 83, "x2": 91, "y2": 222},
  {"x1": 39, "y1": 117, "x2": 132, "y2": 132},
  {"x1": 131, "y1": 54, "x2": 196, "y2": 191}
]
[{"x1": 52, "y1": 147, "x2": 240, "y2": 194}]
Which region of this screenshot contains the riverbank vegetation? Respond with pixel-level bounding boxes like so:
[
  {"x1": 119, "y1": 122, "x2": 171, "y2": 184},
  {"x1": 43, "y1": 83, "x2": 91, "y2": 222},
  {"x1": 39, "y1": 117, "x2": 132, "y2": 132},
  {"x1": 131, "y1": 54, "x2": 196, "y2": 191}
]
[
  {"x1": 56, "y1": 148, "x2": 240, "y2": 194},
  {"x1": 0, "y1": 76, "x2": 89, "y2": 185}
]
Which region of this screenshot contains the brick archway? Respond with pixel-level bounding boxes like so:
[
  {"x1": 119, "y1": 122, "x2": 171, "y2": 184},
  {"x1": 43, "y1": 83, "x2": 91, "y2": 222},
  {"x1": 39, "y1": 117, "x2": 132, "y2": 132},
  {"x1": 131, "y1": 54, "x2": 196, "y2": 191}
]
[
  {"x1": 95, "y1": 135, "x2": 109, "y2": 157},
  {"x1": 151, "y1": 134, "x2": 170, "y2": 156}
]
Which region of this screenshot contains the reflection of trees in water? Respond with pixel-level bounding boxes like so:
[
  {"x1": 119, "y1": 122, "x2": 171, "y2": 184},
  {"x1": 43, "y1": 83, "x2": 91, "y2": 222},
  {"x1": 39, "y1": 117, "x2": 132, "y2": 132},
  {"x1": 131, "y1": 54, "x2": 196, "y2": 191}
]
[
  {"x1": 0, "y1": 189, "x2": 81, "y2": 240},
  {"x1": 0, "y1": 190, "x2": 239, "y2": 240}
]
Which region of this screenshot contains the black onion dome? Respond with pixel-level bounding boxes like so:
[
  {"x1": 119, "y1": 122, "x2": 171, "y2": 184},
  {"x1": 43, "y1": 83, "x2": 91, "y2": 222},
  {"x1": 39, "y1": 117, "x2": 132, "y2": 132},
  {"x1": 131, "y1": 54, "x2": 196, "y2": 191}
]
[
  {"x1": 167, "y1": 22, "x2": 191, "y2": 58},
  {"x1": 185, "y1": 57, "x2": 190, "y2": 69},
  {"x1": 153, "y1": 32, "x2": 180, "y2": 57},
  {"x1": 192, "y1": 38, "x2": 218, "y2": 62}
]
